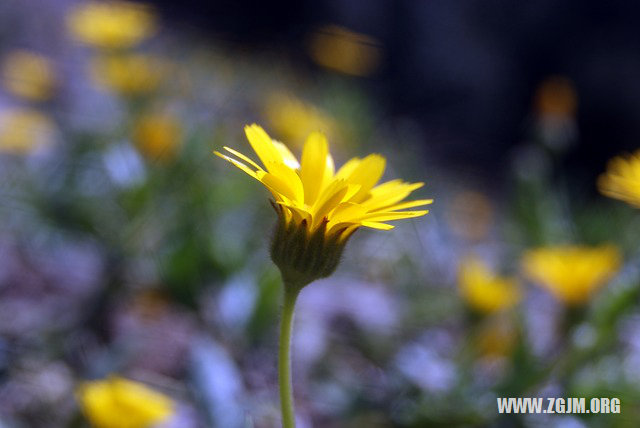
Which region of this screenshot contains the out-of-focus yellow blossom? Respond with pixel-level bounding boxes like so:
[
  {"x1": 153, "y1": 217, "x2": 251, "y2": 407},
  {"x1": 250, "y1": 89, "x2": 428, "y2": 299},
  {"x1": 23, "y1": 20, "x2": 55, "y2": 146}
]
[
  {"x1": 598, "y1": 150, "x2": 640, "y2": 208},
  {"x1": 534, "y1": 76, "x2": 577, "y2": 118},
  {"x1": 522, "y1": 245, "x2": 621, "y2": 305},
  {"x1": 91, "y1": 54, "x2": 166, "y2": 95},
  {"x1": 308, "y1": 25, "x2": 381, "y2": 76},
  {"x1": 133, "y1": 112, "x2": 182, "y2": 162},
  {"x1": 476, "y1": 316, "x2": 517, "y2": 358},
  {"x1": 215, "y1": 124, "x2": 431, "y2": 285},
  {"x1": 0, "y1": 108, "x2": 55, "y2": 153},
  {"x1": 264, "y1": 92, "x2": 337, "y2": 148},
  {"x1": 2, "y1": 50, "x2": 56, "y2": 101},
  {"x1": 67, "y1": 1, "x2": 157, "y2": 49},
  {"x1": 459, "y1": 257, "x2": 521, "y2": 314},
  {"x1": 77, "y1": 375, "x2": 174, "y2": 428},
  {"x1": 447, "y1": 191, "x2": 493, "y2": 241}
]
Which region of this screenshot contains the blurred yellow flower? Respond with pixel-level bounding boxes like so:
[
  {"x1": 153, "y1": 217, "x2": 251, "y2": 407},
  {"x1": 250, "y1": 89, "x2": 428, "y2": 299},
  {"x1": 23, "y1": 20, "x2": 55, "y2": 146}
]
[
  {"x1": 0, "y1": 108, "x2": 55, "y2": 154},
  {"x1": 458, "y1": 257, "x2": 521, "y2": 314},
  {"x1": 215, "y1": 124, "x2": 431, "y2": 285},
  {"x1": 264, "y1": 92, "x2": 336, "y2": 148},
  {"x1": 77, "y1": 376, "x2": 174, "y2": 428},
  {"x1": 522, "y1": 245, "x2": 621, "y2": 305},
  {"x1": 133, "y1": 112, "x2": 182, "y2": 162},
  {"x1": 91, "y1": 54, "x2": 166, "y2": 95},
  {"x1": 67, "y1": 1, "x2": 157, "y2": 49},
  {"x1": 308, "y1": 25, "x2": 381, "y2": 76},
  {"x1": 598, "y1": 150, "x2": 640, "y2": 208},
  {"x1": 2, "y1": 50, "x2": 56, "y2": 101},
  {"x1": 476, "y1": 316, "x2": 518, "y2": 358}
]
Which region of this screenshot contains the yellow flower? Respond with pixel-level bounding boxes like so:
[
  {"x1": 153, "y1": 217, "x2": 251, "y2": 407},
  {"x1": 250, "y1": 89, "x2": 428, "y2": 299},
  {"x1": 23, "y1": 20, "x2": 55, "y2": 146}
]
[
  {"x1": 91, "y1": 54, "x2": 166, "y2": 95},
  {"x1": 598, "y1": 150, "x2": 640, "y2": 208},
  {"x1": 522, "y1": 245, "x2": 621, "y2": 305},
  {"x1": 133, "y1": 112, "x2": 182, "y2": 162},
  {"x1": 215, "y1": 124, "x2": 431, "y2": 286},
  {"x1": 458, "y1": 257, "x2": 521, "y2": 314},
  {"x1": 264, "y1": 92, "x2": 336, "y2": 148},
  {"x1": 308, "y1": 25, "x2": 381, "y2": 76},
  {"x1": 67, "y1": 1, "x2": 157, "y2": 49},
  {"x1": 77, "y1": 376, "x2": 174, "y2": 428},
  {"x1": 2, "y1": 50, "x2": 56, "y2": 101},
  {"x1": 475, "y1": 315, "x2": 518, "y2": 358},
  {"x1": 0, "y1": 108, "x2": 55, "y2": 154}
]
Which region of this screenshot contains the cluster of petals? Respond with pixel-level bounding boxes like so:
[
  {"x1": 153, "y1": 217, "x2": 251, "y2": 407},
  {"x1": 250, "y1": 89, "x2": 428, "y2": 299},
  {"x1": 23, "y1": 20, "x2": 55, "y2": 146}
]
[
  {"x1": 598, "y1": 149, "x2": 640, "y2": 208},
  {"x1": 215, "y1": 124, "x2": 432, "y2": 237},
  {"x1": 522, "y1": 245, "x2": 621, "y2": 305},
  {"x1": 458, "y1": 257, "x2": 521, "y2": 313},
  {"x1": 77, "y1": 376, "x2": 174, "y2": 428}
]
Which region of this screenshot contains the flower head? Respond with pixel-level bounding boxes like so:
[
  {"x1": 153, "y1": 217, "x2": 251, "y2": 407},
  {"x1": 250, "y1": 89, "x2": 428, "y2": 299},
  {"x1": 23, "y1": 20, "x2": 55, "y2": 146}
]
[
  {"x1": 90, "y1": 54, "x2": 167, "y2": 95},
  {"x1": 67, "y1": 1, "x2": 157, "y2": 49},
  {"x1": 0, "y1": 108, "x2": 55, "y2": 154},
  {"x1": 598, "y1": 150, "x2": 640, "y2": 208},
  {"x1": 458, "y1": 257, "x2": 521, "y2": 314},
  {"x1": 2, "y1": 50, "x2": 56, "y2": 101},
  {"x1": 475, "y1": 315, "x2": 518, "y2": 358},
  {"x1": 133, "y1": 112, "x2": 182, "y2": 162},
  {"x1": 215, "y1": 124, "x2": 431, "y2": 287},
  {"x1": 522, "y1": 245, "x2": 621, "y2": 305},
  {"x1": 77, "y1": 375, "x2": 174, "y2": 428}
]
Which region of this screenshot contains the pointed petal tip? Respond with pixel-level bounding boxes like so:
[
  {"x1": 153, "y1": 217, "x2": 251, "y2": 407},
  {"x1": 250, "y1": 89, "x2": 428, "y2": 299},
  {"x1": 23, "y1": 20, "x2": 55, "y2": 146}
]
[
  {"x1": 244, "y1": 123, "x2": 267, "y2": 137},
  {"x1": 308, "y1": 129, "x2": 327, "y2": 139},
  {"x1": 366, "y1": 153, "x2": 387, "y2": 164},
  {"x1": 361, "y1": 221, "x2": 395, "y2": 230}
]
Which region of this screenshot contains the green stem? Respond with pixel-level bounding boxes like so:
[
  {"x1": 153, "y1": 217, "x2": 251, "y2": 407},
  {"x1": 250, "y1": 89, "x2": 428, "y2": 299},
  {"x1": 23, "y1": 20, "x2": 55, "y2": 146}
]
[{"x1": 279, "y1": 285, "x2": 300, "y2": 428}]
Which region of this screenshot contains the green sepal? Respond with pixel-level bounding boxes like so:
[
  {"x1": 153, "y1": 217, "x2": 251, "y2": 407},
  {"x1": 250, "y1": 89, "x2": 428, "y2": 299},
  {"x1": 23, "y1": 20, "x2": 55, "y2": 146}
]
[{"x1": 269, "y1": 203, "x2": 355, "y2": 292}]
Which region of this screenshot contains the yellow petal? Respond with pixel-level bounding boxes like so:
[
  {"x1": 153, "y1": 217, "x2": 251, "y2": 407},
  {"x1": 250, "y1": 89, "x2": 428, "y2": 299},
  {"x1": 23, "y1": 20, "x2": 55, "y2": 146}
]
[
  {"x1": 328, "y1": 202, "x2": 367, "y2": 225},
  {"x1": 361, "y1": 221, "x2": 395, "y2": 230},
  {"x1": 341, "y1": 154, "x2": 386, "y2": 202},
  {"x1": 311, "y1": 180, "x2": 360, "y2": 227},
  {"x1": 364, "y1": 181, "x2": 424, "y2": 210},
  {"x1": 325, "y1": 152, "x2": 335, "y2": 179},
  {"x1": 313, "y1": 185, "x2": 349, "y2": 228},
  {"x1": 381, "y1": 199, "x2": 434, "y2": 212},
  {"x1": 244, "y1": 124, "x2": 284, "y2": 173},
  {"x1": 272, "y1": 140, "x2": 300, "y2": 169},
  {"x1": 300, "y1": 131, "x2": 329, "y2": 204},
  {"x1": 362, "y1": 210, "x2": 429, "y2": 222},
  {"x1": 222, "y1": 146, "x2": 264, "y2": 171},
  {"x1": 261, "y1": 172, "x2": 300, "y2": 202},
  {"x1": 265, "y1": 161, "x2": 304, "y2": 202},
  {"x1": 214, "y1": 151, "x2": 258, "y2": 179},
  {"x1": 277, "y1": 201, "x2": 312, "y2": 223},
  {"x1": 335, "y1": 157, "x2": 361, "y2": 180}
]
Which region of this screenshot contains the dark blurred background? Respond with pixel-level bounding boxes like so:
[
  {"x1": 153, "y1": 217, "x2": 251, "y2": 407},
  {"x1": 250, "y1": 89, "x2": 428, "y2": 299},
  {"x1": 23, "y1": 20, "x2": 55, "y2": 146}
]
[{"x1": 155, "y1": 0, "x2": 640, "y2": 181}]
